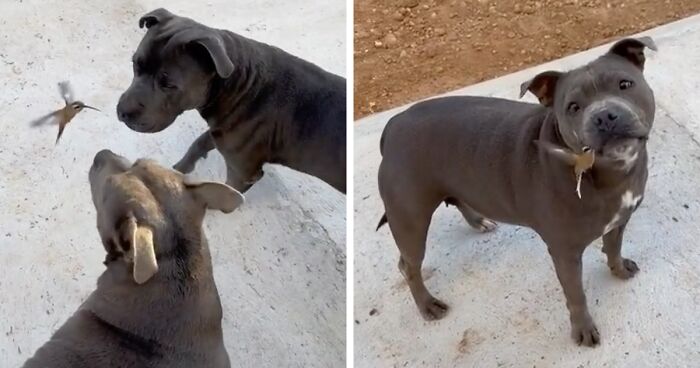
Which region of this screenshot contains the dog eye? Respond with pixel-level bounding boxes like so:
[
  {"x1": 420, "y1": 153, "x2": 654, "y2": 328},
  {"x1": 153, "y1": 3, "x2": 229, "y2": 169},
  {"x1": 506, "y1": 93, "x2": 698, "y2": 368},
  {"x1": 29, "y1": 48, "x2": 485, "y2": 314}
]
[
  {"x1": 567, "y1": 102, "x2": 580, "y2": 114},
  {"x1": 158, "y1": 74, "x2": 176, "y2": 90},
  {"x1": 619, "y1": 80, "x2": 634, "y2": 90}
]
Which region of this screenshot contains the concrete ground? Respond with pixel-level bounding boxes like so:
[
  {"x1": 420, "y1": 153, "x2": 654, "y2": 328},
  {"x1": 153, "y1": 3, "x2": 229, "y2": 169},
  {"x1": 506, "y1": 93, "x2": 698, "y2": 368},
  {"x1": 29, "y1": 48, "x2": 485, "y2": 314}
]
[
  {"x1": 354, "y1": 14, "x2": 700, "y2": 368},
  {"x1": 0, "y1": 1, "x2": 345, "y2": 367}
]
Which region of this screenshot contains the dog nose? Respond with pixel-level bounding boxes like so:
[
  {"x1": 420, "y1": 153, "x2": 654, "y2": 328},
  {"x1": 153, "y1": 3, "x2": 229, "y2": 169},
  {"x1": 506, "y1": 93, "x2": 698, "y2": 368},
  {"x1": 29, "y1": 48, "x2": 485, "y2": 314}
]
[
  {"x1": 95, "y1": 149, "x2": 114, "y2": 158},
  {"x1": 116, "y1": 99, "x2": 144, "y2": 122},
  {"x1": 92, "y1": 149, "x2": 131, "y2": 171},
  {"x1": 593, "y1": 110, "x2": 620, "y2": 132},
  {"x1": 118, "y1": 110, "x2": 132, "y2": 121},
  {"x1": 117, "y1": 107, "x2": 142, "y2": 122},
  {"x1": 93, "y1": 149, "x2": 115, "y2": 167}
]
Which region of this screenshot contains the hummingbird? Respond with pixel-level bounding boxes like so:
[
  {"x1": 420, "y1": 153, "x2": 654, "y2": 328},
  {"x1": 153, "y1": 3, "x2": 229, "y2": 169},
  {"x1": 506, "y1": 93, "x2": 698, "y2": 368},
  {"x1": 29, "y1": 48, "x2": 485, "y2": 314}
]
[
  {"x1": 30, "y1": 81, "x2": 100, "y2": 144},
  {"x1": 534, "y1": 140, "x2": 595, "y2": 199}
]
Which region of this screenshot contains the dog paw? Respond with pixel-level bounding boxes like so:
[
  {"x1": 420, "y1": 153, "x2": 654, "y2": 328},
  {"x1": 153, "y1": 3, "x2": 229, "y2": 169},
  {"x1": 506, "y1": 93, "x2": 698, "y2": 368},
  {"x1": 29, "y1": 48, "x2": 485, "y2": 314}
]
[
  {"x1": 611, "y1": 258, "x2": 639, "y2": 280},
  {"x1": 173, "y1": 160, "x2": 196, "y2": 174},
  {"x1": 571, "y1": 319, "x2": 600, "y2": 347},
  {"x1": 418, "y1": 298, "x2": 449, "y2": 320},
  {"x1": 474, "y1": 218, "x2": 497, "y2": 232}
]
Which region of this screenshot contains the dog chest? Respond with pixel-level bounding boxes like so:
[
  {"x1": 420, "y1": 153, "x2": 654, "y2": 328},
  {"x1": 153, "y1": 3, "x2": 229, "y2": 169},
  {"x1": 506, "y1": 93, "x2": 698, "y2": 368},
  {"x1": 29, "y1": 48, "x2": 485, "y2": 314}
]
[{"x1": 602, "y1": 190, "x2": 643, "y2": 235}]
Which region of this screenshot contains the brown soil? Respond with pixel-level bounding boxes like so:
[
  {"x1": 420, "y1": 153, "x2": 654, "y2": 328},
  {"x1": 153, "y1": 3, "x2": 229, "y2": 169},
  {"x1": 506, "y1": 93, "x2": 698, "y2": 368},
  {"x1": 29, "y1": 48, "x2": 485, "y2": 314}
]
[{"x1": 354, "y1": 0, "x2": 700, "y2": 119}]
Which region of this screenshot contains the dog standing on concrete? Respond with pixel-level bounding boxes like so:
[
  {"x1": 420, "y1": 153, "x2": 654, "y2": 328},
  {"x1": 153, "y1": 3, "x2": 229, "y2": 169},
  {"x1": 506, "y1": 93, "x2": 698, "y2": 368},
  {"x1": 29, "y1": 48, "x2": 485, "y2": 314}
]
[
  {"x1": 117, "y1": 8, "x2": 346, "y2": 193},
  {"x1": 377, "y1": 37, "x2": 657, "y2": 346},
  {"x1": 23, "y1": 150, "x2": 244, "y2": 367}
]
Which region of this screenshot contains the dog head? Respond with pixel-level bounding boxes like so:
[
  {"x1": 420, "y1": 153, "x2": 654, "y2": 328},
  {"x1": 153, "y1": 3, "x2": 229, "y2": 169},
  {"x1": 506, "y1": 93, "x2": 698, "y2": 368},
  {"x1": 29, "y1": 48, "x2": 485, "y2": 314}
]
[
  {"x1": 521, "y1": 37, "x2": 656, "y2": 167},
  {"x1": 89, "y1": 149, "x2": 244, "y2": 284},
  {"x1": 117, "y1": 8, "x2": 234, "y2": 133}
]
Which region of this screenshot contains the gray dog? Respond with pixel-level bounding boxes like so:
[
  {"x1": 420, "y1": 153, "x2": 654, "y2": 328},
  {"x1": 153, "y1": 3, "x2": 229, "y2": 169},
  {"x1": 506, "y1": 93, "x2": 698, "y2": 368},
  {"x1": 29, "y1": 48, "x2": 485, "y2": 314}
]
[
  {"x1": 23, "y1": 150, "x2": 244, "y2": 367},
  {"x1": 377, "y1": 37, "x2": 657, "y2": 346},
  {"x1": 117, "y1": 8, "x2": 346, "y2": 193}
]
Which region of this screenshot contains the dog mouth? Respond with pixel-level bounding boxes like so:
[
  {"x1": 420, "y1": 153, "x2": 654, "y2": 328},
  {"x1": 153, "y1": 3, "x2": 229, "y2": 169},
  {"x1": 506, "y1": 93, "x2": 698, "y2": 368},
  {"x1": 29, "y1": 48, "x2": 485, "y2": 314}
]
[
  {"x1": 122, "y1": 120, "x2": 166, "y2": 134},
  {"x1": 596, "y1": 135, "x2": 647, "y2": 160},
  {"x1": 116, "y1": 108, "x2": 169, "y2": 133}
]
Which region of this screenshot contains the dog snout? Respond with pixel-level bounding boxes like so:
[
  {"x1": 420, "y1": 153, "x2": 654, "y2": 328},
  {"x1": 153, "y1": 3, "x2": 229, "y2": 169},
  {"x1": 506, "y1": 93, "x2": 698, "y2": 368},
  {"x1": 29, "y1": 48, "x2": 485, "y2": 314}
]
[
  {"x1": 591, "y1": 108, "x2": 622, "y2": 133},
  {"x1": 592, "y1": 109, "x2": 620, "y2": 133},
  {"x1": 587, "y1": 100, "x2": 643, "y2": 138},
  {"x1": 93, "y1": 149, "x2": 116, "y2": 166},
  {"x1": 116, "y1": 96, "x2": 145, "y2": 123},
  {"x1": 92, "y1": 149, "x2": 131, "y2": 172},
  {"x1": 93, "y1": 149, "x2": 115, "y2": 165}
]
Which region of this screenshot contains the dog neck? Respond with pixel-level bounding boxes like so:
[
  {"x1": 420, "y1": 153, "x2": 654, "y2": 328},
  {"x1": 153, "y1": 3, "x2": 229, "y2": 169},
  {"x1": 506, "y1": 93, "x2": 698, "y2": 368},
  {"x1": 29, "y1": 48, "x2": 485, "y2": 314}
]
[
  {"x1": 198, "y1": 31, "x2": 271, "y2": 124},
  {"x1": 197, "y1": 32, "x2": 280, "y2": 171},
  {"x1": 196, "y1": 30, "x2": 345, "y2": 191},
  {"x1": 590, "y1": 146, "x2": 648, "y2": 191},
  {"x1": 87, "y1": 226, "x2": 222, "y2": 345}
]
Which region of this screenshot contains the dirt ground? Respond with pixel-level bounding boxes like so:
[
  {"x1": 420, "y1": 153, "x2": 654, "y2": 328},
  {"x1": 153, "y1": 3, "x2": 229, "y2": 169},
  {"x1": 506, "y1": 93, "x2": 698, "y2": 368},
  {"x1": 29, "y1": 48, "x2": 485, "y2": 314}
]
[{"x1": 354, "y1": 0, "x2": 700, "y2": 118}]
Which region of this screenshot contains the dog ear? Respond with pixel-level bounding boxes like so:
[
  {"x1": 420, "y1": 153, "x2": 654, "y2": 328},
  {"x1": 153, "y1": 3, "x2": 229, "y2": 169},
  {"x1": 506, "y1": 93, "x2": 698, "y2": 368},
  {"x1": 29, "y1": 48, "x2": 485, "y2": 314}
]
[
  {"x1": 165, "y1": 30, "x2": 235, "y2": 78},
  {"x1": 184, "y1": 179, "x2": 245, "y2": 213},
  {"x1": 139, "y1": 8, "x2": 174, "y2": 29},
  {"x1": 607, "y1": 36, "x2": 657, "y2": 70},
  {"x1": 193, "y1": 36, "x2": 235, "y2": 78},
  {"x1": 519, "y1": 71, "x2": 562, "y2": 107},
  {"x1": 119, "y1": 215, "x2": 158, "y2": 284}
]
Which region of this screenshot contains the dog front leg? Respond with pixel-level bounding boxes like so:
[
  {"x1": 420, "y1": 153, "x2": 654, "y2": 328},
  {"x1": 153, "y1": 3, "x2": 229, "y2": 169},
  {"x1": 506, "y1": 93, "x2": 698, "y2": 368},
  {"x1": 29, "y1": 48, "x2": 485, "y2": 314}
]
[
  {"x1": 548, "y1": 246, "x2": 600, "y2": 347},
  {"x1": 602, "y1": 222, "x2": 639, "y2": 279},
  {"x1": 224, "y1": 159, "x2": 264, "y2": 193},
  {"x1": 173, "y1": 130, "x2": 215, "y2": 174}
]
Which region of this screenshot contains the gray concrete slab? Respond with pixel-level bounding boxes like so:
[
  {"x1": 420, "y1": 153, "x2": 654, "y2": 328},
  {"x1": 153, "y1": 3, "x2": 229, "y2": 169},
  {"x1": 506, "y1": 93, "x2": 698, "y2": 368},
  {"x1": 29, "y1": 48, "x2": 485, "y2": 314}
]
[
  {"x1": 354, "y1": 14, "x2": 700, "y2": 367},
  {"x1": 0, "y1": 1, "x2": 345, "y2": 367}
]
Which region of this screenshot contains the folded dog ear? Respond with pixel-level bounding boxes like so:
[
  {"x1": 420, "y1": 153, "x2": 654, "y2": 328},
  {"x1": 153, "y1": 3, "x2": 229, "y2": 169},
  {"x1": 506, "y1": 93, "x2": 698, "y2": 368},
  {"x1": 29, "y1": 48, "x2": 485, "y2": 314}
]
[
  {"x1": 139, "y1": 8, "x2": 174, "y2": 29},
  {"x1": 165, "y1": 29, "x2": 235, "y2": 78},
  {"x1": 607, "y1": 36, "x2": 657, "y2": 70},
  {"x1": 194, "y1": 36, "x2": 235, "y2": 78},
  {"x1": 519, "y1": 71, "x2": 562, "y2": 107},
  {"x1": 121, "y1": 216, "x2": 158, "y2": 284},
  {"x1": 184, "y1": 179, "x2": 245, "y2": 213}
]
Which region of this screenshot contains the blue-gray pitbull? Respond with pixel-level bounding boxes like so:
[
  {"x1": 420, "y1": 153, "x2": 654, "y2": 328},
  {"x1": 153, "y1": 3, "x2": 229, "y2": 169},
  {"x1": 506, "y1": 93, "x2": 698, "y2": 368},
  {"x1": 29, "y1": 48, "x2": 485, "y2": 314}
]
[
  {"x1": 117, "y1": 8, "x2": 346, "y2": 193},
  {"x1": 377, "y1": 37, "x2": 657, "y2": 346}
]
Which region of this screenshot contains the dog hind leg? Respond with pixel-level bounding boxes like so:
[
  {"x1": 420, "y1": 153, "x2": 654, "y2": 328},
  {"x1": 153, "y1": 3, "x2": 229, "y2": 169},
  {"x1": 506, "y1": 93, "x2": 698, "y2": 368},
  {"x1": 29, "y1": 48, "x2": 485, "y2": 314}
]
[
  {"x1": 445, "y1": 198, "x2": 497, "y2": 232},
  {"x1": 387, "y1": 199, "x2": 448, "y2": 320}
]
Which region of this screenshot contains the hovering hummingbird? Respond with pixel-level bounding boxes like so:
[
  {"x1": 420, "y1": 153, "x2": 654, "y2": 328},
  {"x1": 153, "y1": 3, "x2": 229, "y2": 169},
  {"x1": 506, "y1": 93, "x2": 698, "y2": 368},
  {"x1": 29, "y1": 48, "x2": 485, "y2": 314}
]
[
  {"x1": 534, "y1": 140, "x2": 595, "y2": 199},
  {"x1": 30, "y1": 81, "x2": 99, "y2": 144}
]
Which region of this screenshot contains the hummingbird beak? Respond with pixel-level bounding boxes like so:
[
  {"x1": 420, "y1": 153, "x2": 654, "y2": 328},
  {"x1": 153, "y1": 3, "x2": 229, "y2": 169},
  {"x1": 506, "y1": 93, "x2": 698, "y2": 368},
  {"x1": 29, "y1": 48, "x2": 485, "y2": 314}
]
[{"x1": 83, "y1": 105, "x2": 100, "y2": 111}]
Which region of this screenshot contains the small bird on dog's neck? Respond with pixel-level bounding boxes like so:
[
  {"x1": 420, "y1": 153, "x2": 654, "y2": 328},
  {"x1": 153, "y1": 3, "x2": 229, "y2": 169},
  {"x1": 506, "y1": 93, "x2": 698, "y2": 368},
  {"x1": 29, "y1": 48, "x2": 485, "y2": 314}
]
[
  {"x1": 30, "y1": 81, "x2": 100, "y2": 144},
  {"x1": 534, "y1": 140, "x2": 595, "y2": 199}
]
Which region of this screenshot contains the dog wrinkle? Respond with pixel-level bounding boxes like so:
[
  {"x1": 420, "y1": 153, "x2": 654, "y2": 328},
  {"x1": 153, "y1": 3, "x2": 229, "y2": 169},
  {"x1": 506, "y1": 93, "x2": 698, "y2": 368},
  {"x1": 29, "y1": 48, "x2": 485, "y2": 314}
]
[{"x1": 87, "y1": 310, "x2": 163, "y2": 359}]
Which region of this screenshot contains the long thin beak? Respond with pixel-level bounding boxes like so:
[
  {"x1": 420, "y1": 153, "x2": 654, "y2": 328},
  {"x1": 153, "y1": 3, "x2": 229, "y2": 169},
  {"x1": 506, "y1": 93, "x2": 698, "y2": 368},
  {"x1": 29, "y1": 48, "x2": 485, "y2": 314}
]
[{"x1": 83, "y1": 105, "x2": 100, "y2": 111}]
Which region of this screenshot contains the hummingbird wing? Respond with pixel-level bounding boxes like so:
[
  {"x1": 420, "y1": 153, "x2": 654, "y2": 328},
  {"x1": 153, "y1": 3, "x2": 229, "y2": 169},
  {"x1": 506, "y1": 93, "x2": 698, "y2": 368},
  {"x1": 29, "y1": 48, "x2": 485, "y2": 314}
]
[
  {"x1": 533, "y1": 140, "x2": 577, "y2": 166},
  {"x1": 29, "y1": 110, "x2": 61, "y2": 127},
  {"x1": 58, "y1": 81, "x2": 75, "y2": 104},
  {"x1": 55, "y1": 122, "x2": 67, "y2": 145}
]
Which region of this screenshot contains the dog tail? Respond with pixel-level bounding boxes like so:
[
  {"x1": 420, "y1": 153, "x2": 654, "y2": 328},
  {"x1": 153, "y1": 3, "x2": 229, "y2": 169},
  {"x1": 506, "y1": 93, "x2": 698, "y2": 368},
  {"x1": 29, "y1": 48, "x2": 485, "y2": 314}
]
[{"x1": 376, "y1": 213, "x2": 388, "y2": 231}]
